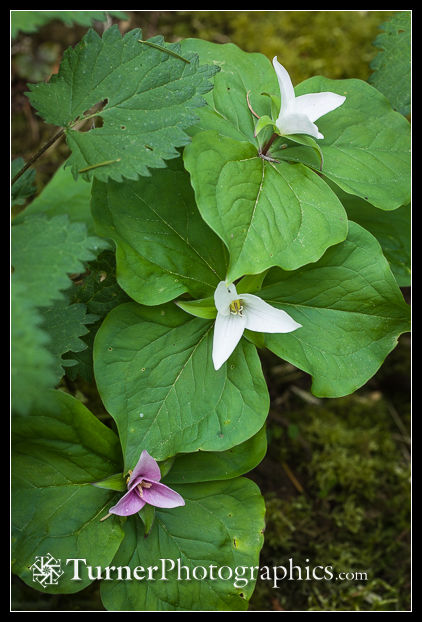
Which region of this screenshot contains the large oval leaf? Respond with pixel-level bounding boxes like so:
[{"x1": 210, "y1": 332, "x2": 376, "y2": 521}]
[
  {"x1": 100, "y1": 478, "x2": 265, "y2": 611},
  {"x1": 11, "y1": 390, "x2": 125, "y2": 593},
  {"x1": 254, "y1": 222, "x2": 410, "y2": 397},
  {"x1": 181, "y1": 39, "x2": 410, "y2": 212},
  {"x1": 91, "y1": 158, "x2": 227, "y2": 305},
  {"x1": 184, "y1": 131, "x2": 348, "y2": 282},
  {"x1": 93, "y1": 302, "x2": 269, "y2": 467},
  {"x1": 274, "y1": 77, "x2": 410, "y2": 210}
]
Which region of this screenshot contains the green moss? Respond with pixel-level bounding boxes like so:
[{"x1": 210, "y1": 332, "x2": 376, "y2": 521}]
[
  {"x1": 137, "y1": 10, "x2": 395, "y2": 82},
  {"x1": 249, "y1": 388, "x2": 410, "y2": 611}
]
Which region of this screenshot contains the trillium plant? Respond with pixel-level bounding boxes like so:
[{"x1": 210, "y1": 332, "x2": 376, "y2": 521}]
[{"x1": 11, "y1": 11, "x2": 410, "y2": 613}]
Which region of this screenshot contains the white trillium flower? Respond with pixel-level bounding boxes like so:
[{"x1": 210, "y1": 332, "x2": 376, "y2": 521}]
[
  {"x1": 212, "y1": 281, "x2": 302, "y2": 370},
  {"x1": 273, "y1": 56, "x2": 346, "y2": 140}
]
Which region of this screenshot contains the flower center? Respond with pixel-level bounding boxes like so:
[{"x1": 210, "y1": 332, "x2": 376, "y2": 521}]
[
  {"x1": 136, "y1": 480, "x2": 153, "y2": 498},
  {"x1": 229, "y1": 299, "x2": 244, "y2": 316}
]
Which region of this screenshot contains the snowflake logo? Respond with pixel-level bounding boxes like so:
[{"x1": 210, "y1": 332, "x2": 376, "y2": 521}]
[{"x1": 30, "y1": 553, "x2": 64, "y2": 588}]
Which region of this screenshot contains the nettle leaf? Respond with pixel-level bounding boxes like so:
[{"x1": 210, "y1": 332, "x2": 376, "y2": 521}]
[
  {"x1": 181, "y1": 39, "x2": 410, "y2": 211},
  {"x1": 11, "y1": 281, "x2": 56, "y2": 415},
  {"x1": 26, "y1": 27, "x2": 219, "y2": 182},
  {"x1": 11, "y1": 390, "x2": 125, "y2": 593},
  {"x1": 100, "y1": 478, "x2": 265, "y2": 611},
  {"x1": 16, "y1": 160, "x2": 95, "y2": 234},
  {"x1": 184, "y1": 131, "x2": 348, "y2": 282},
  {"x1": 11, "y1": 10, "x2": 128, "y2": 38},
  {"x1": 273, "y1": 77, "x2": 410, "y2": 211},
  {"x1": 91, "y1": 158, "x2": 227, "y2": 305},
  {"x1": 93, "y1": 302, "x2": 269, "y2": 467},
  {"x1": 39, "y1": 298, "x2": 98, "y2": 383},
  {"x1": 254, "y1": 222, "x2": 410, "y2": 398},
  {"x1": 369, "y1": 11, "x2": 411, "y2": 116},
  {"x1": 63, "y1": 251, "x2": 131, "y2": 383},
  {"x1": 12, "y1": 214, "x2": 106, "y2": 307}
]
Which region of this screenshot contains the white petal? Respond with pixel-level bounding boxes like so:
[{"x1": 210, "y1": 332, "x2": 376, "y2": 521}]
[
  {"x1": 212, "y1": 311, "x2": 247, "y2": 370},
  {"x1": 214, "y1": 281, "x2": 238, "y2": 315},
  {"x1": 272, "y1": 57, "x2": 295, "y2": 114},
  {"x1": 242, "y1": 294, "x2": 302, "y2": 333},
  {"x1": 293, "y1": 92, "x2": 346, "y2": 122},
  {"x1": 275, "y1": 112, "x2": 321, "y2": 139}
]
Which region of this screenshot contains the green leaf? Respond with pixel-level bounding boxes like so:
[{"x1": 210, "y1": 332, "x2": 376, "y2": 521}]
[
  {"x1": 63, "y1": 251, "x2": 131, "y2": 383},
  {"x1": 11, "y1": 158, "x2": 36, "y2": 206},
  {"x1": 180, "y1": 38, "x2": 276, "y2": 144},
  {"x1": 91, "y1": 159, "x2": 227, "y2": 305},
  {"x1": 27, "y1": 27, "x2": 219, "y2": 182},
  {"x1": 11, "y1": 280, "x2": 56, "y2": 415},
  {"x1": 164, "y1": 425, "x2": 267, "y2": 484},
  {"x1": 138, "y1": 503, "x2": 155, "y2": 537},
  {"x1": 274, "y1": 77, "x2": 410, "y2": 211},
  {"x1": 15, "y1": 160, "x2": 95, "y2": 234},
  {"x1": 93, "y1": 302, "x2": 269, "y2": 467},
  {"x1": 328, "y1": 182, "x2": 411, "y2": 287},
  {"x1": 180, "y1": 39, "x2": 410, "y2": 211},
  {"x1": 92, "y1": 472, "x2": 127, "y2": 492},
  {"x1": 253, "y1": 114, "x2": 277, "y2": 137},
  {"x1": 11, "y1": 390, "x2": 125, "y2": 593},
  {"x1": 100, "y1": 478, "x2": 265, "y2": 611},
  {"x1": 175, "y1": 296, "x2": 217, "y2": 320},
  {"x1": 12, "y1": 214, "x2": 106, "y2": 307},
  {"x1": 284, "y1": 134, "x2": 324, "y2": 171},
  {"x1": 184, "y1": 131, "x2": 348, "y2": 282},
  {"x1": 11, "y1": 10, "x2": 128, "y2": 38},
  {"x1": 39, "y1": 298, "x2": 98, "y2": 383},
  {"x1": 369, "y1": 11, "x2": 411, "y2": 116},
  {"x1": 257, "y1": 222, "x2": 410, "y2": 397}
]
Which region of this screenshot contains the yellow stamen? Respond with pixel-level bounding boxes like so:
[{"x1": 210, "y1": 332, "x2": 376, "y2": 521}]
[
  {"x1": 229, "y1": 299, "x2": 244, "y2": 316},
  {"x1": 136, "y1": 481, "x2": 153, "y2": 498}
]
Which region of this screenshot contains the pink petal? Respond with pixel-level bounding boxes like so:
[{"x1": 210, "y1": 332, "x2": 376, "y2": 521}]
[
  {"x1": 128, "y1": 449, "x2": 162, "y2": 487},
  {"x1": 109, "y1": 488, "x2": 146, "y2": 516},
  {"x1": 141, "y1": 481, "x2": 185, "y2": 508}
]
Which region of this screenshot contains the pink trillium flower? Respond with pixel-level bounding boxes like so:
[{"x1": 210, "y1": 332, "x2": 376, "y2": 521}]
[
  {"x1": 273, "y1": 56, "x2": 346, "y2": 140},
  {"x1": 108, "y1": 450, "x2": 185, "y2": 517}
]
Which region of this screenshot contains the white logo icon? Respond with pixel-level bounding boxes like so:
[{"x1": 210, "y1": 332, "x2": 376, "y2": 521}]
[{"x1": 30, "y1": 553, "x2": 64, "y2": 588}]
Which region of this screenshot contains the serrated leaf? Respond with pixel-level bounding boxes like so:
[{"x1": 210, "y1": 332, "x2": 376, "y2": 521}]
[
  {"x1": 369, "y1": 11, "x2": 411, "y2": 116},
  {"x1": 93, "y1": 302, "x2": 269, "y2": 467},
  {"x1": 11, "y1": 10, "x2": 128, "y2": 38},
  {"x1": 26, "y1": 27, "x2": 219, "y2": 182},
  {"x1": 39, "y1": 297, "x2": 98, "y2": 383},
  {"x1": 11, "y1": 280, "x2": 56, "y2": 415},
  {"x1": 256, "y1": 222, "x2": 410, "y2": 397},
  {"x1": 12, "y1": 214, "x2": 107, "y2": 307},
  {"x1": 15, "y1": 159, "x2": 95, "y2": 233}
]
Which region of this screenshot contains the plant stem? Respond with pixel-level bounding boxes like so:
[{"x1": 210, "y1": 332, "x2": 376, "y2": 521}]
[
  {"x1": 261, "y1": 132, "x2": 279, "y2": 157},
  {"x1": 11, "y1": 127, "x2": 65, "y2": 185}
]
